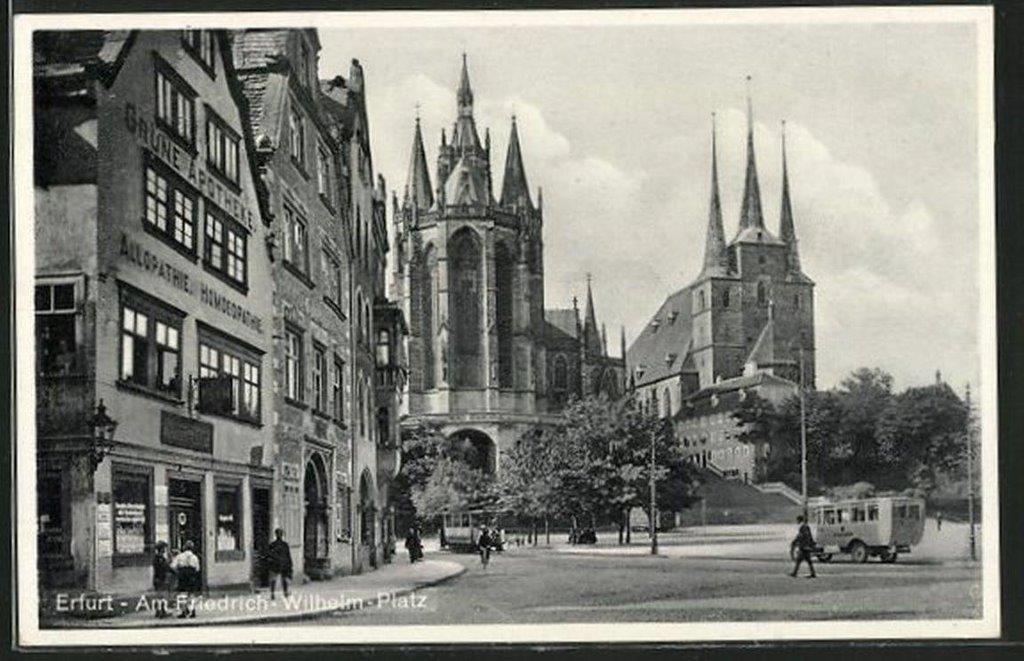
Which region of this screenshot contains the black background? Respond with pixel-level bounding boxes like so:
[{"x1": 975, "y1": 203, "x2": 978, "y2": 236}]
[{"x1": 3, "y1": 0, "x2": 1022, "y2": 658}]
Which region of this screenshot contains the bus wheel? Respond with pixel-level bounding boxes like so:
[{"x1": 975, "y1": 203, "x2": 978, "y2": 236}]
[
  {"x1": 881, "y1": 550, "x2": 898, "y2": 563},
  {"x1": 817, "y1": 553, "x2": 833, "y2": 562},
  {"x1": 849, "y1": 541, "x2": 869, "y2": 564}
]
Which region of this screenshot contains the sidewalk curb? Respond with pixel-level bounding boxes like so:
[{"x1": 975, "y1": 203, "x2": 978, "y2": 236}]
[{"x1": 49, "y1": 561, "x2": 468, "y2": 629}]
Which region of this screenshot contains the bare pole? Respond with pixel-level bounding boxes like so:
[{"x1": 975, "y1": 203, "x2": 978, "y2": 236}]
[
  {"x1": 965, "y1": 383, "x2": 976, "y2": 561},
  {"x1": 650, "y1": 424, "x2": 658, "y2": 555},
  {"x1": 799, "y1": 346, "x2": 808, "y2": 518}
]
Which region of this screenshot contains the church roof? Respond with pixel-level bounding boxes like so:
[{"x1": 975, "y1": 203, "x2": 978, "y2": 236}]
[
  {"x1": 545, "y1": 309, "x2": 578, "y2": 340},
  {"x1": 778, "y1": 121, "x2": 802, "y2": 272},
  {"x1": 404, "y1": 118, "x2": 434, "y2": 210},
  {"x1": 443, "y1": 155, "x2": 488, "y2": 206},
  {"x1": 500, "y1": 117, "x2": 533, "y2": 210},
  {"x1": 626, "y1": 285, "x2": 694, "y2": 387},
  {"x1": 701, "y1": 114, "x2": 730, "y2": 276},
  {"x1": 734, "y1": 80, "x2": 768, "y2": 241}
]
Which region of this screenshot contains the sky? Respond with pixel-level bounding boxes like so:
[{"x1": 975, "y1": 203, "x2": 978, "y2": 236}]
[{"x1": 318, "y1": 15, "x2": 984, "y2": 392}]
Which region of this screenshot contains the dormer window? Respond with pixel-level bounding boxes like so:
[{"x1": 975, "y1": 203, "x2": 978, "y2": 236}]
[
  {"x1": 650, "y1": 319, "x2": 661, "y2": 332},
  {"x1": 668, "y1": 310, "x2": 678, "y2": 324},
  {"x1": 182, "y1": 30, "x2": 215, "y2": 74},
  {"x1": 665, "y1": 353, "x2": 677, "y2": 366},
  {"x1": 635, "y1": 365, "x2": 646, "y2": 379}
]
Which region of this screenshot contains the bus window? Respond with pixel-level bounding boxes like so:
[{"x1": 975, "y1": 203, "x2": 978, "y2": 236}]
[
  {"x1": 896, "y1": 505, "x2": 907, "y2": 519},
  {"x1": 908, "y1": 505, "x2": 921, "y2": 520},
  {"x1": 868, "y1": 505, "x2": 879, "y2": 521},
  {"x1": 836, "y1": 509, "x2": 845, "y2": 523},
  {"x1": 853, "y1": 507, "x2": 866, "y2": 522},
  {"x1": 824, "y1": 509, "x2": 836, "y2": 525}
]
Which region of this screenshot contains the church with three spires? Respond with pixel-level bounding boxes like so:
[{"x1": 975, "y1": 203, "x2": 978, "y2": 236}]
[
  {"x1": 390, "y1": 56, "x2": 625, "y2": 473},
  {"x1": 626, "y1": 86, "x2": 816, "y2": 484}
]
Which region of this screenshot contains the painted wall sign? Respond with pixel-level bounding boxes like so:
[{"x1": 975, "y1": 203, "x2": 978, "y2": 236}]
[
  {"x1": 120, "y1": 232, "x2": 263, "y2": 333},
  {"x1": 160, "y1": 410, "x2": 214, "y2": 454},
  {"x1": 123, "y1": 102, "x2": 256, "y2": 230}
]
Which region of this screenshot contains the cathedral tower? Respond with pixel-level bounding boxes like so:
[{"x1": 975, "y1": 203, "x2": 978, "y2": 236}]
[{"x1": 397, "y1": 56, "x2": 552, "y2": 472}]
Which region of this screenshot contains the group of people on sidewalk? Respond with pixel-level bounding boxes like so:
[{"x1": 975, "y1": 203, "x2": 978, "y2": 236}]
[
  {"x1": 404, "y1": 524, "x2": 499, "y2": 569},
  {"x1": 150, "y1": 528, "x2": 294, "y2": 620}
]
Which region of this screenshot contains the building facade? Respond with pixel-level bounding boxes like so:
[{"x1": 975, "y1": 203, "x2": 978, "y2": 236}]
[
  {"x1": 231, "y1": 29, "x2": 357, "y2": 580},
  {"x1": 626, "y1": 102, "x2": 815, "y2": 481},
  {"x1": 392, "y1": 56, "x2": 624, "y2": 471},
  {"x1": 34, "y1": 29, "x2": 276, "y2": 591}
]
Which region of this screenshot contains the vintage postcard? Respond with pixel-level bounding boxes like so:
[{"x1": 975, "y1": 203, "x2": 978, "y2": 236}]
[{"x1": 13, "y1": 6, "x2": 998, "y2": 646}]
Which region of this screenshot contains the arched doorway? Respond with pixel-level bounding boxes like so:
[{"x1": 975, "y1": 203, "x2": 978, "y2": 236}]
[
  {"x1": 447, "y1": 428, "x2": 497, "y2": 475},
  {"x1": 359, "y1": 469, "x2": 377, "y2": 569},
  {"x1": 303, "y1": 453, "x2": 329, "y2": 578}
]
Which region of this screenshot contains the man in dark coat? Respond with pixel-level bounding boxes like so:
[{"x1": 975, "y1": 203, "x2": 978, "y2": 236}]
[
  {"x1": 151, "y1": 540, "x2": 173, "y2": 618},
  {"x1": 790, "y1": 515, "x2": 817, "y2": 578},
  {"x1": 404, "y1": 527, "x2": 423, "y2": 563},
  {"x1": 266, "y1": 528, "x2": 293, "y2": 599},
  {"x1": 477, "y1": 526, "x2": 493, "y2": 569}
]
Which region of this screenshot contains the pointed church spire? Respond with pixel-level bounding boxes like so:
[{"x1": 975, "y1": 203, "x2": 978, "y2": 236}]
[
  {"x1": 620, "y1": 325, "x2": 627, "y2": 361},
  {"x1": 404, "y1": 116, "x2": 434, "y2": 210},
  {"x1": 701, "y1": 112, "x2": 729, "y2": 276},
  {"x1": 601, "y1": 323, "x2": 608, "y2": 358},
  {"x1": 582, "y1": 274, "x2": 603, "y2": 356},
  {"x1": 457, "y1": 52, "x2": 473, "y2": 113},
  {"x1": 738, "y1": 76, "x2": 766, "y2": 232},
  {"x1": 778, "y1": 120, "x2": 802, "y2": 272},
  {"x1": 500, "y1": 115, "x2": 533, "y2": 210}
]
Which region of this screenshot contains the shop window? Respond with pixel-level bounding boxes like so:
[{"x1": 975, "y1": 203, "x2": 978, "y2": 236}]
[
  {"x1": 182, "y1": 30, "x2": 216, "y2": 73},
  {"x1": 203, "y1": 208, "x2": 248, "y2": 290},
  {"x1": 35, "y1": 281, "x2": 79, "y2": 375},
  {"x1": 119, "y1": 288, "x2": 184, "y2": 398},
  {"x1": 333, "y1": 357, "x2": 345, "y2": 422},
  {"x1": 215, "y1": 482, "x2": 243, "y2": 560},
  {"x1": 112, "y1": 465, "x2": 152, "y2": 563},
  {"x1": 143, "y1": 159, "x2": 197, "y2": 257},
  {"x1": 289, "y1": 105, "x2": 306, "y2": 170},
  {"x1": 154, "y1": 58, "x2": 196, "y2": 147},
  {"x1": 285, "y1": 326, "x2": 303, "y2": 403},
  {"x1": 282, "y1": 206, "x2": 309, "y2": 275},
  {"x1": 376, "y1": 329, "x2": 391, "y2": 367},
  {"x1": 312, "y1": 344, "x2": 327, "y2": 413},
  {"x1": 198, "y1": 325, "x2": 262, "y2": 423},
  {"x1": 206, "y1": 110, "x2": 240, "y2": 186}
]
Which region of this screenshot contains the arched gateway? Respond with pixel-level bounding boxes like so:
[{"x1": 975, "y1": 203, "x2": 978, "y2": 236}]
[{"x1": 303, "y1": 453, "x2": 329, "y2": 578}]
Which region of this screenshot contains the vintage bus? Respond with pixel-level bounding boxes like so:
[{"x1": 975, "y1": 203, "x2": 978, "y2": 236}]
[
  {"x1": 791, "y1": 496, "x2": 926, "y2": 563},
  {"x1": 441, "y1": 510, "x2": 506, "y2": 553}
]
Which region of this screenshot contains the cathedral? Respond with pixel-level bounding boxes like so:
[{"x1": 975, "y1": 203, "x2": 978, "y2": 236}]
[
  {"x1": 391, "y1": 56, "x2": 625, "y2": 473},
  {"x1": 627, "y1": 93, "x2": 816, "y2": 482}
]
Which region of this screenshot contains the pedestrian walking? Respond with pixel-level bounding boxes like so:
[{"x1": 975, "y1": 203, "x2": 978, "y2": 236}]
[
  {"x1": 404, "y1": 527, "x2": 424, "y2": 563},
  {"x1": 477, "y1": 525, "x2": 493, "y2": 569},
  {"x1": 936, "y1": 510, "x2": 943, "y2": 531},
  {"x1": 151, "y1": 540, "x2": 173, "y2": 619},
  {"x1": 170, "y1": 540, "x2": 201, "y2": 617},
  {"x1": 790, "y1": 515, "x2": 817, "y2": 579},
  {"x1": 266, "y1": 528, "x2": 293, "y2": 600}
]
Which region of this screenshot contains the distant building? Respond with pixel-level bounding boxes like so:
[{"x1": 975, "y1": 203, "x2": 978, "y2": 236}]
[
  {"x1": 391, "y1": 56, "x2": 624, "y2": 472},
  {"x1": 627, "y1": 98, "x2": 814, "y2": 482}
]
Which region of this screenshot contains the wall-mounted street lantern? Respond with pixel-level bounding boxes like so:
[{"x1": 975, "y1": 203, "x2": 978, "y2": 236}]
[{"x1": 89, "y1": 399, "x2": 118, "y2": 472}]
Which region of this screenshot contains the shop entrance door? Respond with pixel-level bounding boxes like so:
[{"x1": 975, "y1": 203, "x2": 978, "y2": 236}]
[
  {"x1": 251, "y1": 485, "x2": 271, "y2": 586},
  {"x1": 168, "y1": 478, "x2": 203, "y2": 570}
]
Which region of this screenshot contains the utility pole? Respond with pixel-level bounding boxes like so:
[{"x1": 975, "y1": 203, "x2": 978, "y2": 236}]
[
  {"x1": 965, "y1": 383, "x2": 976, "y2": 561},
  {"x1": 799, "y1": 346, "x2": 808, "y2": 518},
  {"x1": 650, "y1": 425, "x2": 658, "y2": 555}
]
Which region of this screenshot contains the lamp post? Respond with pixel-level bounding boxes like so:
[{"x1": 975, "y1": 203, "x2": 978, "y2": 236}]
[
  {"x1": 965, "y1": 383, "x2": 976, "y2": 561},
  {"x1": 798, "y1": 347, "x2": 808, "y2": 518},
  {"x1": 649, "y1": 423, "x2": 658, "y2": 556},
  {"x1": 89, "y1": 399, "x2": 118, "y2": 472}
]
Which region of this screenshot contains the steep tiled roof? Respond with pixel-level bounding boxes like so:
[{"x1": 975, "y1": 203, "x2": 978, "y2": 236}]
[
  {"x1": 676, "y1": 371, "x2": 797, "y2": 419},
  {"x1": 545, "y1": 309, "x2": 578, "y2": 340},
  {"x1": 626, "y1": 285, "x2": 694, "y2": 387},
  {"x1": 443, "y1": 156, "x2": 487, "y2": 206},
  {"x1": 231, "y1": 29, "x2": 290, "y2": 70}
]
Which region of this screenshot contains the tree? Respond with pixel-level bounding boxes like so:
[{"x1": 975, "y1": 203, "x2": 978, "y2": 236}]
[
  {"x1": 876, "y1": 382, "x2": 968, "y2": 493},
  {"x1": 498, "y1": 427, "x2": 560, "y2": 544}
]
